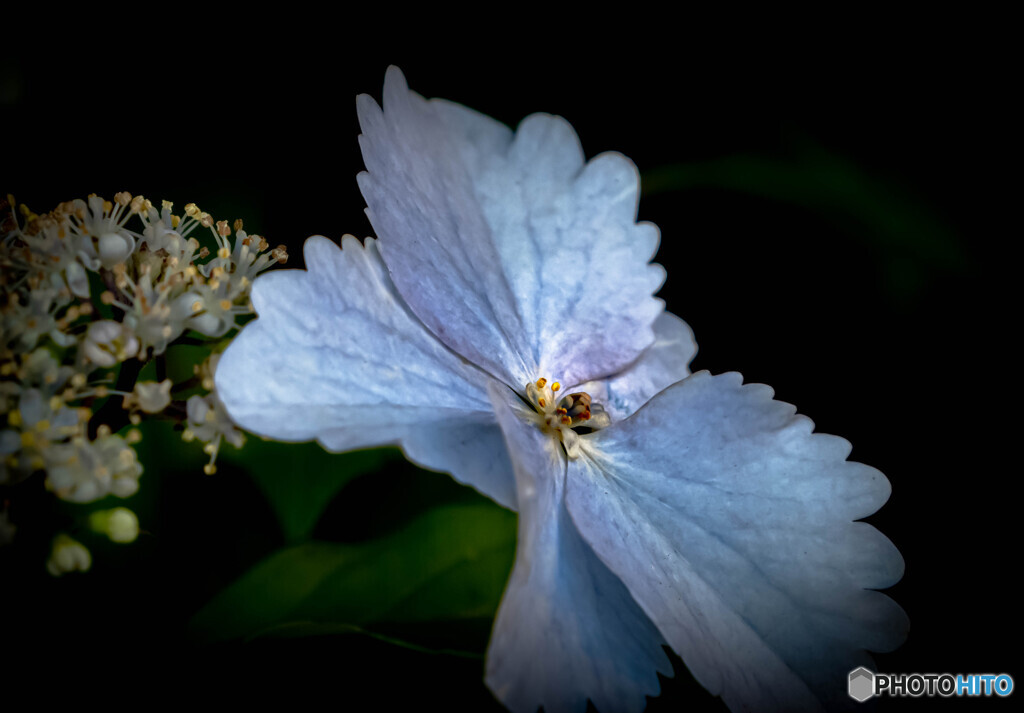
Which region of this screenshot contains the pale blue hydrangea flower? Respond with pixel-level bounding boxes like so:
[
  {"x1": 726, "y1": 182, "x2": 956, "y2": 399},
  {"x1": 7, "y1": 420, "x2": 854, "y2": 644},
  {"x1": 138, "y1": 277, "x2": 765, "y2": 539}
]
[{"x1": 216, "y1": 67, "x2": 907, "y2": 713}]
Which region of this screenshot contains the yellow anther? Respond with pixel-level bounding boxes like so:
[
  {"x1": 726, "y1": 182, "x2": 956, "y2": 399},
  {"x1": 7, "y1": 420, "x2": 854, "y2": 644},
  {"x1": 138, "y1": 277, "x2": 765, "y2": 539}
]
[
  {"x1": 191, "y1": 300, "x2": 203, "y2": 313},
  {"x1": 203, "y1": 464, "x2": 217, "y2": 475},
  {"x1": 535, "y1": 378, "x2": 547, "y2": 389},
  {"x1": 552, "y1": 382, "x2": 561, "y2": 392},
  {"x1": 217, "y1": 246, "x2": 230, "y2": 259},
  {"x1": 96, "y1": 424, "x2": 111, "y2": 437},
  {"x1": 171, "y1": 215, "x2": 180, "y2": 228},
  {"x1": 556, "y1": 408, "x2": 567, "y2": 415},
  {"x1": 219, "y1": 299, "x2": 232, "y2": 311},
  {"x1": 8, "y1": 409, "x2": 22, "y2": 427},
  {"x1": 114, "y1": 192, "x2": 132, "y2": 207},
  {"x1": 95, "y1": 386, "x2": 109, "y2": 398},
  {"x1": 538, "y1": 398, "x2": 546, "y2": 408},
  {"x1": 49, "y1": 396, "x2": 62, "y2": 411},
  {"x1": 184, "y1": 203, "x2": 199, "y2": 216},
  {"x1": 102, "y1": 200, "x2": 113, "y2": 213},
  {"x1": 35, "y1": 419, "x2": 51, "y2": 432},
  {"x1": 100, "y1": 291, "x2": 115, "y2": 305},
  {"x1": 203, "y1": 443, "x2": 216, "y2": 454},
  {"x1": 182, "y1": 429, "x2": 195, "y2": 442},
  {"x1": 561, "y1": 416, "x2": 572, "y2": 426}
]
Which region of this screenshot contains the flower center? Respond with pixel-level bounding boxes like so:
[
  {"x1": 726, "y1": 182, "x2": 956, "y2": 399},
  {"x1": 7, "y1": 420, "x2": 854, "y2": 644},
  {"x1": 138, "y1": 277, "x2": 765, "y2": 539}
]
[{"x1": 523, "y1": 377, "x2": 610, "y2": 459}]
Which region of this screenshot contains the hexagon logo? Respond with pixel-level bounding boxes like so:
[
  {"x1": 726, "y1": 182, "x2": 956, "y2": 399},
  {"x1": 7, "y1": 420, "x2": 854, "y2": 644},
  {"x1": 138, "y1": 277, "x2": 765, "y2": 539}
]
[{"x1": 848, "y1": 667, "x2": 875, "y2": 702}]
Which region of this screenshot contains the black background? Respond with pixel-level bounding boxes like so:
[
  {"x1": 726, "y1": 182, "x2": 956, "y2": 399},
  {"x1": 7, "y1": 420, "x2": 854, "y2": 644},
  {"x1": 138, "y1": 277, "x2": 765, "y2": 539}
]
[{"x1": 2, "y1": 22, "x2": 1016, "y2": 711}]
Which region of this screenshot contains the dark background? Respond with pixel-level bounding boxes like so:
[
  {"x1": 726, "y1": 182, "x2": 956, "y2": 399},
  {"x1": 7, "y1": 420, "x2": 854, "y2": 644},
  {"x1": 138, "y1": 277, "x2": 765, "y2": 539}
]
[{"x1": 2, "y1": 27, "x2": 1016, "y2": 710}]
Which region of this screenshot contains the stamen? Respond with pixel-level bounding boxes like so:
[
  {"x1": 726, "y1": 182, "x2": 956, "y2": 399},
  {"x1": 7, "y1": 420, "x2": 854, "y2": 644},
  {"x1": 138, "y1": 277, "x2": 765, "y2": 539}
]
[{"x1": 523, "y1": 377, "x2": 608, "y2": 458}]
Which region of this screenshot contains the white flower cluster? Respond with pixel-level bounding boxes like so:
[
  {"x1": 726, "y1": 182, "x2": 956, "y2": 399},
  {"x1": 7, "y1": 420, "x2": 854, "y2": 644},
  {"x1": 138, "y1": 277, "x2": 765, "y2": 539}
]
[
  {"x1": 1, "y1": 193, "x2": 285, "y2": 572},
  {"x1": 182, "y1": 353, "x2": 246, "y2": 475}
]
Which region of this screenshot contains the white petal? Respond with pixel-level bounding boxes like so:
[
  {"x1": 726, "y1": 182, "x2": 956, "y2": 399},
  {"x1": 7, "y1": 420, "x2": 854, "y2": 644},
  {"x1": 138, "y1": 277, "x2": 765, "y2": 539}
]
[
  {"x1": 575, "y1": 310, "x2": 697, "y2": 423},
  {"x1": 485, "y1": 383, "x2": 670, "y2": 713},
  {"x1": 216, "y1": 235, "x2": 516, "y2": 509},
  {"x1": 566, "y1": 371, "x2": 907, "y2": 713},
  {"x1": 97, "y1": 232, "x2": 134, "y2": 268},
  {"x1": 65, "y1": 261, "x2": 90, "y2": 299},
  {"x1": 357, "y1": 67, "x2": 665, "y2": 388}
]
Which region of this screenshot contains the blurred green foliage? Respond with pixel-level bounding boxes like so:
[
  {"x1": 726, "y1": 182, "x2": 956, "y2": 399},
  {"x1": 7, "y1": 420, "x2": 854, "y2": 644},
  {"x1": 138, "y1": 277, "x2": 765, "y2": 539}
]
[
  {"x1": 218, "y1": 439, "x2": 402, "y2": 545},
  {"x1": 189, "y1": 503, "x2": 516, "y2": 647}
]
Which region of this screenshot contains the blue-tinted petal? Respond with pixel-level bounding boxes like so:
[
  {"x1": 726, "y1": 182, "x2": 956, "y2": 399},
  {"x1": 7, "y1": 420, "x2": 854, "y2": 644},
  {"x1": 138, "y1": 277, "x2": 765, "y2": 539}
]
[
  {"x1": 575, "y1": 310, "x2": 697, "y2": 423},
  {"x1": 216, "y1": 235, "x2": 516, "y2": 509},
  {"x1": 566, "y1": 371, "x2": 907, "y2": 712},
  {"x1": 357, "y1": 67, "x2": 665, "y2": 388},
  {"x1": 485, "y1": 383, "x2": 670, "y2": 713}
]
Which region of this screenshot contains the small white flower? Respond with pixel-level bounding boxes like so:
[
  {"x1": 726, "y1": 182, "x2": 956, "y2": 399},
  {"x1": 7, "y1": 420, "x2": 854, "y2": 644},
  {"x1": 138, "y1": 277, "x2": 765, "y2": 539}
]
[
  {"x1": 20, "y1": 348, "x2": 75, "y2": 394},
  {"x1": 46, "y1": 432, "x2": 142, "y2": 503},
  {"x1": 2, "y1": 388, "x2": 83, "y2": 483},
  {"x1": 186, "y1": 392, "x2": 245, "y2": 448},
  {"x1": 82, "y1": 320, "x2": 139, "y2": 367},
  {"x1": 0, "y1": 286, "x2": 73, "y2": 351},
  {"x1": 124, "y1": 379, "x2": 173, "y2": 414},
  {"x1": 69, "y1": 195, "x2": 137, "y2": 270}
]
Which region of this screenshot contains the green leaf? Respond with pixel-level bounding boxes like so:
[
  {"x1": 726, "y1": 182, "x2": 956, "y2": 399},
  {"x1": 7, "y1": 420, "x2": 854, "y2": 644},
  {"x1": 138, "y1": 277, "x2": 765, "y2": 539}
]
[
  {"x1": 251, "y1": 621, "x2": 484, "y2": 659},
  {"x1": 217, "y1": 441, "x2": 402, "y2": 544},
  {"x1": 188, "y1": 502, "x2": 516, "y2": 645}
]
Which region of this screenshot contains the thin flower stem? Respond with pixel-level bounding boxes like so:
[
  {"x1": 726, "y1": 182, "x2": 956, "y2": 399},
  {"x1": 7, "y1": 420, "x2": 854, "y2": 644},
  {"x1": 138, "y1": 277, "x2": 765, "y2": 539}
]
[{"x1": 87, "y1": 357, "x2": 143, "y2": 438}]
